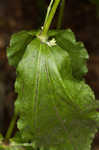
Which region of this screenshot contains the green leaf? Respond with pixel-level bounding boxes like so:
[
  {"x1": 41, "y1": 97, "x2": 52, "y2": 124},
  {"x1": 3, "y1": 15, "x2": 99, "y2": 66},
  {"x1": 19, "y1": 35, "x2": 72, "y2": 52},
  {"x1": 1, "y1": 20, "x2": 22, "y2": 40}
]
[
  {"x1": 54, "y1": 29, "x2": 89, "y2": 79},
  {"x1": 14, "y1": 36, "x2": 99, "y2": 150},
  {"x1": 7, "y1": 30, "x2": 37, "y2": 67}
]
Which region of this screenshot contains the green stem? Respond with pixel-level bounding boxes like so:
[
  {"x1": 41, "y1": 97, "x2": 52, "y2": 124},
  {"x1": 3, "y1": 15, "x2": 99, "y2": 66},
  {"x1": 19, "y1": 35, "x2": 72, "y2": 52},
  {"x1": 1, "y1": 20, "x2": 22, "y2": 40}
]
[
  {"x1": 57, "y1": 0, "x2": 65, "y2": 29},
  {"x1": 41, "y1": 0, "x2": 61, "y2": 37},
  {"x1": 44, "y1": 0, "x2": 54, "y2": 26},
  {"x1": 5, "y1": 113, "x2": 17, "y2": 140}
]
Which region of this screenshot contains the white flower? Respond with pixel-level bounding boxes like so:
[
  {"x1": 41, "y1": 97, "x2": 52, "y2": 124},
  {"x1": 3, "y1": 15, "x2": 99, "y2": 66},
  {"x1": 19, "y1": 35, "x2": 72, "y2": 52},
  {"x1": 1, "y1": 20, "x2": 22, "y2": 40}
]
[{"x1": 47, "y1": 38, "x2": 56, "y2": 47}]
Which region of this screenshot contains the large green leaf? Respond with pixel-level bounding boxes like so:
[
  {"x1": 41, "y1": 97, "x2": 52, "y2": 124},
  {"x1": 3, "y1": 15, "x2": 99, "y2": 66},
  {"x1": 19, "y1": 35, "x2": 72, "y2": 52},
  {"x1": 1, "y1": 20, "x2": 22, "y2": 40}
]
[
  {"x1": 13, "y1": 36, "x2": 99, "y2": 150},
  {"x1": 54, "y1": 29, "x2": 89, "y2": 79}
]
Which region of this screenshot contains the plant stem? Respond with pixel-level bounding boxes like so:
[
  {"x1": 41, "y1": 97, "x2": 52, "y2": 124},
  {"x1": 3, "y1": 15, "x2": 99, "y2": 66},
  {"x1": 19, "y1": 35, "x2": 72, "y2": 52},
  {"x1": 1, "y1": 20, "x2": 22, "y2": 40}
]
[
  {"x1": 44, "y1": 0, "x2": 54, "y2": 26},
  {"x1": 5, "y1": 113, "x2": 17, "y2": 140},
  {"x1": 57, "y1": 0, "x2": 65, "y2": 29},
  {"x1": 41, "y1": 0, "x2": 61, "y2": 37}
]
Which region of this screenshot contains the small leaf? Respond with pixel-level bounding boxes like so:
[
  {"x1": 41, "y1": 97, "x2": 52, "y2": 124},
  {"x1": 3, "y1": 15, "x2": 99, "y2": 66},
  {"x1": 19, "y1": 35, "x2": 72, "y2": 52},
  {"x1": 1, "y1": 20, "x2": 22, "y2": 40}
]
[{"x1": 7, "y1": 30, "x2": 37, "y2": 67}]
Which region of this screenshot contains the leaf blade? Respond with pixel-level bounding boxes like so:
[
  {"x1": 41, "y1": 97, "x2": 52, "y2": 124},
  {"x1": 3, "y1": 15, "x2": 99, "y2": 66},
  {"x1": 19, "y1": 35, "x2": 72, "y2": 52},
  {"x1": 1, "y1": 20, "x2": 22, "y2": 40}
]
[{"x1": 14, "y1": 37, "x2": 99, "y2": 150}]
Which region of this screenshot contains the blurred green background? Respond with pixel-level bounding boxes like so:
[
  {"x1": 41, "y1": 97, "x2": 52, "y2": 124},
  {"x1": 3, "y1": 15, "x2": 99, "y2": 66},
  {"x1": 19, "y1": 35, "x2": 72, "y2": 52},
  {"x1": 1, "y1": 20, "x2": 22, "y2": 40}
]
[{"x1": 0, "y1": 0, "x2": 99, "y2": 149}]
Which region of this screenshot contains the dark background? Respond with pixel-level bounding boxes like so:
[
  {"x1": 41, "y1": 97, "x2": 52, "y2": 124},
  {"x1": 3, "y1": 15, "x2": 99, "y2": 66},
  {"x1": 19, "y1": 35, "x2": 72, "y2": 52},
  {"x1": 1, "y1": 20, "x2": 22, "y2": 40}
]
[{"x1": 0, "y1": 0, "x2": 99, "y2": 149}]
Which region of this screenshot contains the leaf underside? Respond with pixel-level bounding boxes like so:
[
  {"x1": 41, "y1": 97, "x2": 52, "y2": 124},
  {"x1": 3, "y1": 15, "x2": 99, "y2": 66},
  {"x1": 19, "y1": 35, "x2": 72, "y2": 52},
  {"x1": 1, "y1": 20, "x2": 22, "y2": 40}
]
[{"x1": 7, "y1": 29, "x2": 99, "y2": 150}]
